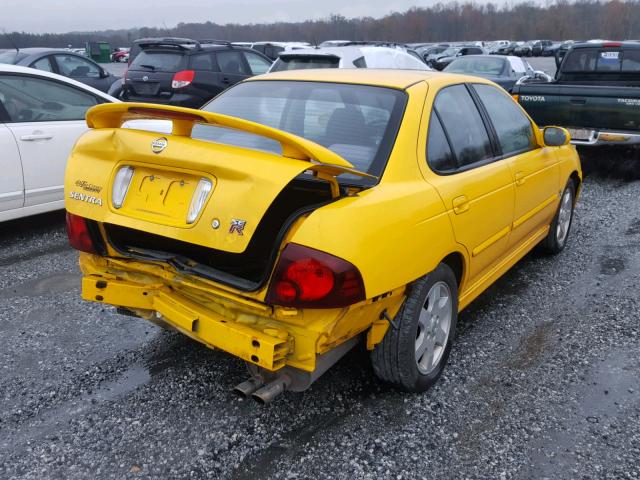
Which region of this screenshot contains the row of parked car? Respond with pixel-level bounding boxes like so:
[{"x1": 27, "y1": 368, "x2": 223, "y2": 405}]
[{"x1": 1, "y1": 35, "x2": 635, "y2": 223}]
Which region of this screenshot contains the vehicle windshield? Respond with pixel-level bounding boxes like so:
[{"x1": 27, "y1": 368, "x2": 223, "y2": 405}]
[
  {"x1": 445, "y1": 57, "x2": 505, "y2": 75},
  {"x1": 130, "y1": 50, "x2": 186, "y2": 71},
  {"x1": 196, "y1": 80, "x2": 407, "y2": 184},
  {"x1": 270, "y1": 56, "x2": 340, "y2": 72}
]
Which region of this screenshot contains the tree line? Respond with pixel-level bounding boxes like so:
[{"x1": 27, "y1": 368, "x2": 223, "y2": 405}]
[{"x1": 2, "y1": 0, "x2": 640, "y2": 49}]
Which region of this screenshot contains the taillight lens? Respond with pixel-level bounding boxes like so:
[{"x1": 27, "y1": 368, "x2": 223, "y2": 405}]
[
  {"x1": 65, "y1": 212, "x2": 97, "y2": 254},
  {"x1": 112, "y1": 165, "x2": 134, "y2": 209},
  {"x1": 266, "y1": 244, "x2": 365, "y2": 308},
  {"x1": 171, "y1": 70, "x2": 195, "y2": 89}
]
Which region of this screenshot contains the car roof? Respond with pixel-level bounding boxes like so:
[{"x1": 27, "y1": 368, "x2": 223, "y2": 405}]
[
  {"x1": 572, "y1": 40, "x2": 640, "y2": 49},
  {"x1": 0, "y1": 64, "x2": 117, "y2": 101},
  {"x1": 449, "y1": 54, "x2": 512, "y2": 60},
  {"x1": 139, "y1": 43, "x2": 254, "y2": 53},
  {"x1": 11, "y1": 48, "x2": 80, "y2": 55},
  {"x1": 275, "y1": 46, "x2": 429, "y2": 71},
  {"x1": 249, "y1": 68, "x2": 485, "y2": 90}
]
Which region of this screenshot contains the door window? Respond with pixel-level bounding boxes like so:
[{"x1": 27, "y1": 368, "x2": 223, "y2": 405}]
[
  {"x1": 243, "y1": 51, "x2": 272, "y2": 75},
  {"x1": 622, "y1": 49, "x2": 640, "y2": 71},
  {"x1": 31, "y1": 56, "x2": 54, "y2": 72},
  {"x1": 0, "y1": 74, "x2": 99, "y2": 123},
  {"x1": 215, "y1": 51, "x2": 249, "y2": 75},
  {"x1": 473, "y1": 84, "x2": 536, "y2": 156},
  {"x1": 54, "y1": 54, "x2": 101, "y2": 78},
  {"x1": 426, "y1": 113, "x2": 456, "y2": 172},
  {"x1": 189, "y1": 53, "x2": 214, "y2": 71},
  {"x1": 433, "y1": 84, "x2": 493, "y2": 169}
]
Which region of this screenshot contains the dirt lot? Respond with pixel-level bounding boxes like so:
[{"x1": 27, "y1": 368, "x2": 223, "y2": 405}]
[{"x1": 1, "y1": 153, "x2": 639, "y2": 479}]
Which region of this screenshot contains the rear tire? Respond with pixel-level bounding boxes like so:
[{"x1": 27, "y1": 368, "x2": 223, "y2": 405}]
[
  {"x1": 540, "y1": 180, "x2": 576, "y2": 254},
  {"x1": 371, "y1": 263, "x2": 458, "y2": 392}
]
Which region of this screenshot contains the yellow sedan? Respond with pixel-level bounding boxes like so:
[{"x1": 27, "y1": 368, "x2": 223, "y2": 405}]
[{"x1": 64, "y1": 69, "x2": 581, "y2": 402}]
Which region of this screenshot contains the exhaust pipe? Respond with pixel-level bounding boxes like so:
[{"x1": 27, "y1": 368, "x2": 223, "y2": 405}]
[
  {"x1": 233, "y1": 377, "x2": 263, "y2": 397},
  {"x1": 251, "y1": 375, "x2": 291, "y2": 404}
]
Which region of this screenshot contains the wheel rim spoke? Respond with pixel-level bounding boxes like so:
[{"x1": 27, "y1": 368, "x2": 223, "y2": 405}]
[
  {"x1": 434, "y1": 324, "x2": 448, "y2": 346},
  {"x1": 556, "y1": 189, "x2": 572, "y2": 244},
  {"x1": 417, "y1": 337, "x2": 435, "y2": 371},
  {"x1": 415, "y1": 281, "x2": 452, "y2": 375}
]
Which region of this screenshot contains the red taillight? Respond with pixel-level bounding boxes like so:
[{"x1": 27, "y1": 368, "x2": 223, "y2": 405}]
[
  {"x1": 603, "y1": 42, "x2": 623, "y2": 48},
  {"x1": 171, "y1": 70, "x2": 195, "y2": 89},
  {"x1": 65, "y1": 212, "x2": 97, "y2": 254},
  {"x1": 266, "y1": 244, "x2": 365, "y2": 308}
]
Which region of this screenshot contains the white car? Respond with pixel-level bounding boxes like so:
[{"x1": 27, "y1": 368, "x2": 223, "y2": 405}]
[
  {"x1": 269, "y1": 46, "x2": 431, "y2": 72},
  {"x1": 0, "y1": 64, "x2": 116, "y2": 222}
]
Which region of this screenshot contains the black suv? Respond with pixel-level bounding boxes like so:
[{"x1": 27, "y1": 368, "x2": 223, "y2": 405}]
[{"x1": 122, "y1": 39, "x2": 273, "y2": 108}]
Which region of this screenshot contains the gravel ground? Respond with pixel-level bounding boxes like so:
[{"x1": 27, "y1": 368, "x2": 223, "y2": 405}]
[{"x1": 0, "y1": 165, "x2": 639, "y2": 479}]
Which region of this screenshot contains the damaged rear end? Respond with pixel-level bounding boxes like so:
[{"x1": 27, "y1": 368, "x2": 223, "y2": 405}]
[{"x1": 65, "y1": 82, "x2": 406, "y2": 401}]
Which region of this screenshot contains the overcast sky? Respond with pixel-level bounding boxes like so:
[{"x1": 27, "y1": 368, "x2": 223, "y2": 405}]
[{"x1": 0, "y1": 0, "x2": 460, "y2": 34}]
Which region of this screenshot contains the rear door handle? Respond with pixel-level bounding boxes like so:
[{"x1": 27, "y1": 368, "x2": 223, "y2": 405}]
[
  {"x1": 20, "y1": 133, "x2": 53, "y2": 141},
  {"x1": 452, "y1": 195, "x2": 469, "y2": 215},
  {"x1": 515, "y1": 171, "x2": 526, "y2": 186},
  {"x1": 221, "y1": 77, "x2": 231, "y2": 85}
]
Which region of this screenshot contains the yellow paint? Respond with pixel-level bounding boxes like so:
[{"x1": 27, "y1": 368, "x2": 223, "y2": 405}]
[{"x1": 67, "y1": 70, "x2": 581, "y2": 373}]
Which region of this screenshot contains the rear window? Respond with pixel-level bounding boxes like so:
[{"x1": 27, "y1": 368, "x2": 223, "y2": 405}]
[
  {"x1": 196, "y1": 80, "x2": 406, "y2": 184},
  {"x1": 130, "y1": 50, "x2": 186, "y2": 72},
  {"x1": 0, "y1": 51, "x2": 22, "y2": 64},
  {"x1": 270, "y1": 56, "x2": 340, "y2": 72},
  {"x1": 561, "y1": 47, "x2": 640, "y2": 72}
]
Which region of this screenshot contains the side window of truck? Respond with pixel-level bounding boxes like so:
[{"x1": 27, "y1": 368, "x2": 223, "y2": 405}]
[{"x1": 622, "y1": 49, "x2": 640, "y2": 71}]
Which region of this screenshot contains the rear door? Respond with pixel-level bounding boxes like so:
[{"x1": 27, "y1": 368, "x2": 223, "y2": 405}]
[
  {"x1": 0, "y1": 73, "x2": 101, "y2": 207},
  {"x1": 425, "y1": 84, "x2": 515, "y2": 285},
  {"x1": 473, "y1": 83, "x2": 560, "y2": 249},
  {"x1": 214, "y1": 50, "x2": 251, "y2": 90},
  {"x1": 0, "y1": 121, "x2": 24, "y2": 212},
  {"x1": 187, "y1": 51, "x2": 223, "y2": 100}
]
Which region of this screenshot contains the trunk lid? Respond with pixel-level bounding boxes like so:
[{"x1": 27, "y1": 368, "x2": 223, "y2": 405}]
[{"x1": 65, "y1": 103, "x2": 374, "y2": 255}]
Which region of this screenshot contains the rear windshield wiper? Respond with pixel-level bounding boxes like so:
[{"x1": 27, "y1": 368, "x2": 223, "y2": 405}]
[{"x1": 138, "y1": 64, "x2": 156, "y2": 70}]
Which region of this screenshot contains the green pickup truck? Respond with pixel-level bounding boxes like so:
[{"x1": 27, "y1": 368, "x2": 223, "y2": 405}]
[{"x1": 514, "y1": 41, "x2": 640, "y2": 147}]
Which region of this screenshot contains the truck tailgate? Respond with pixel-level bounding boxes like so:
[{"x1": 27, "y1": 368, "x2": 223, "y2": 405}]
[{"x1": 518, "y1": 84, "x2": 640, "y2": 132}]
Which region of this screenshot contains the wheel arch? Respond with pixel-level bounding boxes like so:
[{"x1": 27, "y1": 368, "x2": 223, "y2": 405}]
[
  {"x1": 569, "y1": 170, "x2": 582, "y2": 203},
  {"x1": 441, "y1": 251, "x2": 465, "y2": 289}
]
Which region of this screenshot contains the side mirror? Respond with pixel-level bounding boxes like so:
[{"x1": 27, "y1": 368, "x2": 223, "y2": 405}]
[
  {"x1": 543, "y1": 126, "x2": 570, "y2": 147},
  {"x1": 100, "y1": 69, "x2": 110, "y2": 79}
]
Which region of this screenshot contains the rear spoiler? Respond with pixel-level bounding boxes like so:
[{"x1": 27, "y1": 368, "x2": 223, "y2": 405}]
[{"x1": 86, "y1": 103, "x2": 376, "y2": 188}]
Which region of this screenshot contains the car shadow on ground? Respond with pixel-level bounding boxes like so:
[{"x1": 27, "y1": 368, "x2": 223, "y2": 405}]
[
  {"x1": 0, "y1": 210, "x2": 66, "y2": 245},
  {"x1": 578, "y1": 146, "x2": 640, "y2": 181}
]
